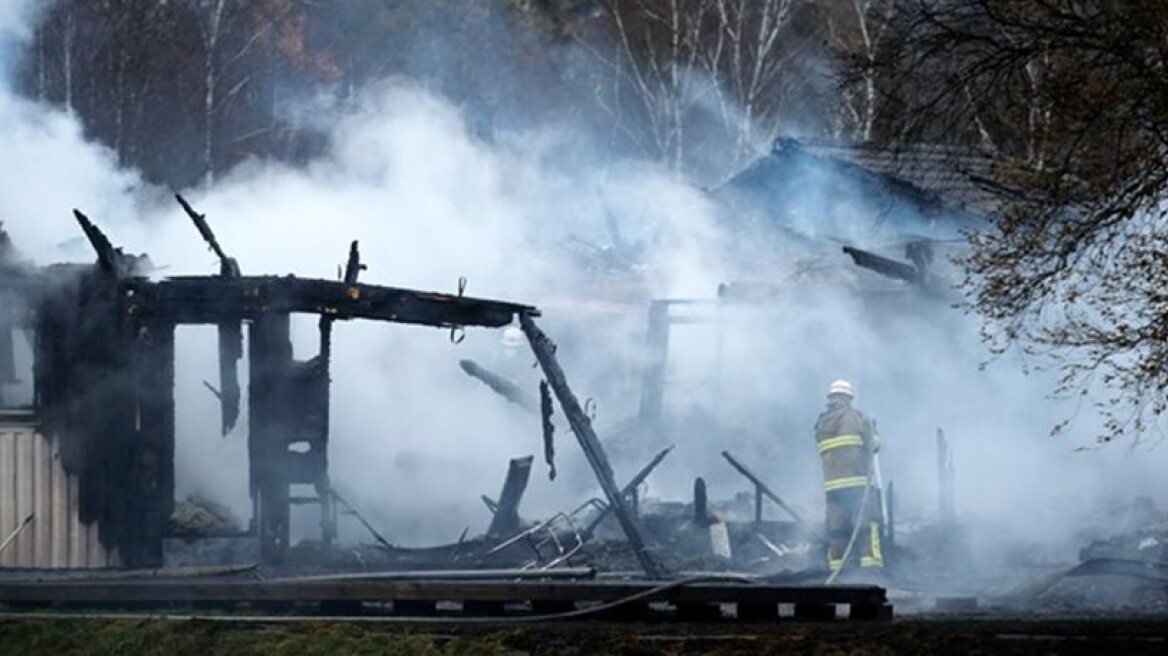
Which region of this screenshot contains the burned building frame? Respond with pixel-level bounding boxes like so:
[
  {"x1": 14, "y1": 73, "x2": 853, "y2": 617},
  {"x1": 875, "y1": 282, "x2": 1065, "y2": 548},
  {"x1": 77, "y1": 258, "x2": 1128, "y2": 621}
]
[{"x1": 0, "y1": 201, "x2": 660, "y2": 574}]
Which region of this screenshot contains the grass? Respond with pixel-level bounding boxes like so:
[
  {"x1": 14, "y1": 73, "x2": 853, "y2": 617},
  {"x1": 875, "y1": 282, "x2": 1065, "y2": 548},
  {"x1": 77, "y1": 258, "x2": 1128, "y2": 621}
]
[
  {"x1": 0, "y1": 618, "x2": 526, "y2": 656},
  {"x1": 4, "y1": 615, "x2": 1168, "y2": 655}
]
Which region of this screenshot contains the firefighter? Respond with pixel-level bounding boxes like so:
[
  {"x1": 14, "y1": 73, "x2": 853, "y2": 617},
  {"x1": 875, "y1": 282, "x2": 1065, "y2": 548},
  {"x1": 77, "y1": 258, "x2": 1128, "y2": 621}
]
[{"x1": 814, "y1": 379, "x2": 883, "y2": 573}]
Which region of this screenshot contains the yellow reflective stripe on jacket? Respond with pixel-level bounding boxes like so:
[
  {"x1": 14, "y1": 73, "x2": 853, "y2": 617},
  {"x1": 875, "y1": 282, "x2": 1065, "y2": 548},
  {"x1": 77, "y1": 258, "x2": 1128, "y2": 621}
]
[
  {"x1": 869, "y1": 522, "x2": 883, "y2": 563},
  {"x1": 817, "y1": 434, "x2": 864, "y2": 454},
  {"x1": 824, "y1": 475, "x2": 869, "y2": 492}
]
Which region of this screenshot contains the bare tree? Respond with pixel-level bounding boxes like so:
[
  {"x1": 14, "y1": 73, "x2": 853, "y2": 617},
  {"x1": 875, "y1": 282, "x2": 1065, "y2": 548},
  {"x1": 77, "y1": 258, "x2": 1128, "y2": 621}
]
[
  {"x1": 581, "y1": 0, "x2": 818, "y2": 177},
  {"x1": 182, "y1": 0, "x2": 271, "y2": 185},
  {"x1": 880, "y1": 0, "x2": 1168, "y2": 442},
  {"x1": 827, "y1": 0, "x2": 896, "y2": 141}
]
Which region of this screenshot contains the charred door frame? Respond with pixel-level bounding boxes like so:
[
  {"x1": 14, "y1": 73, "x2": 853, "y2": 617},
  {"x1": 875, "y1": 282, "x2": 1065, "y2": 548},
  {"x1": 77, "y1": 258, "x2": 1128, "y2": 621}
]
[{"x1": 123, "y1": 274, "x2": 535, "y2": 565}]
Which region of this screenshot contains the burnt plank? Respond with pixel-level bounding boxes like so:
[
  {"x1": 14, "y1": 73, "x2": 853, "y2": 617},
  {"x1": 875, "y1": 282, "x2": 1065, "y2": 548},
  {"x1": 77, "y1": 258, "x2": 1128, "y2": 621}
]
[
  {"x1": 520, "y1": 314, "x2": 665, "y2": 579},
  {"x1": 122, "y1": 277, "x2": 534, "y2": 328},
  {"x1": 0, "y1": 580, "x2": 887, "y2": 609}
]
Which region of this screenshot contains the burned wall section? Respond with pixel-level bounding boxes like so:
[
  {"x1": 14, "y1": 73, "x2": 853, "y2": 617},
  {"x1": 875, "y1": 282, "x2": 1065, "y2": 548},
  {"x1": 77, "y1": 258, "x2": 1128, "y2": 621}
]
[
  {"x1": 248, "y1": 312, "x2": 332, "y2": 564},
  {"x1": 8, "y1": 202, "x2": 539, "y2": 570},
  {"x1": 33, "y1": 266, "x2": 175, "y2": 568}
]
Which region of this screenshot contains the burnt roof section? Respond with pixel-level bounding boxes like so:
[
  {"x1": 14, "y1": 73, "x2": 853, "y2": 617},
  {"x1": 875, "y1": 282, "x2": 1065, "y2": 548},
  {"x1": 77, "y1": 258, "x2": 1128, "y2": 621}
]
[
  {"x1": 789, "y1": 138, "x2": 1017, "y2": 217},
  {"x1": 715, "y1": 138, "x2": 1023, "y2": 236}
]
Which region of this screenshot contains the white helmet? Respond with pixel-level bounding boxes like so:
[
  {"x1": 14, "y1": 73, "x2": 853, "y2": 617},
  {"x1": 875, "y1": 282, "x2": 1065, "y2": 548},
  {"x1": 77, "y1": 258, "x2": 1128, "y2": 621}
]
[
  {"x1": 828, "y1": 379, "x2": 854, "y2": 398},
  {"x1": 500, "y1": 326, "x2": 525, "y2": 349}
]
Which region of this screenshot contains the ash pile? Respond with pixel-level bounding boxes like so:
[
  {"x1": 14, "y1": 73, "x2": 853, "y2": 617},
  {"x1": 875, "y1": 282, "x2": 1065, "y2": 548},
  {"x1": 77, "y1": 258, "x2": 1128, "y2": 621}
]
[{"x1": 997, "y1": 498, "x2": 1168, "y2": 614}]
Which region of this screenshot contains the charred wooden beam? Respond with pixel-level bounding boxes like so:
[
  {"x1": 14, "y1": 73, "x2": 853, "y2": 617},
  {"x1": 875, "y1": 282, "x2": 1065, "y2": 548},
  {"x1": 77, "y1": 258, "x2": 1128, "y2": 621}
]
[
  {"x1": 72, "y1": 210, "x2": 150, "y2": 278},
  {"x1": 842, "y1": 246, "x2": 920, "y2": 285},
  {"x1": 583, "y1": 445, "x2": 674, "y2": 537},
  {"x1": 248, "y1": 312, "x2": 294, "y2": 564},
  {"x1": 520, "y1": 313, "x2": 666, "y2": 579},
  {"x1": 342, "y1": 240, "x2": 365, "y2": 287},
  {"x1": 0, "y1": 578, "x2": 891, "y2": 620},
  {"x1": 637, "y1": 300, "x2": 670, "y2": 429},
  {"x1": 122, "y1": 276, "x2": 533, "y2": 328},
  {"x1": 130, "y1": 318, "x2": 175, "y2": 567},
  {"x1": 176, "y1": 195, "x2": 243, "y2": 434},
  {"x1": 73, "y1": 210, "x2": 119, "y2": 276},
  {"x1": 721, "y1": 450, "x2": 803, "y2": 523},
  {"x1": 459, "y1": 359, "x2": 537, "y2": 413},
  {"x1": 176, "y1": 194, "x2": 240, "y2": 278},
  {"x1": 539, "y1": 381, "x2": 556, "y2": 480},
  {"x1": 485, "y1": 456, "x2": 533, "y2": 537}
]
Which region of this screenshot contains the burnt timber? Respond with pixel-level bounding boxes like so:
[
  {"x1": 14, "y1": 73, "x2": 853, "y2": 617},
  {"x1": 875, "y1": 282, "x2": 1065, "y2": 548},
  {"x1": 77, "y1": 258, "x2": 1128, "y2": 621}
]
[
  {"x1": 0, "y1": 577, "x2": 892, "y2": 621},
  {"x1": 3, "y1": 207, "x2": 539, "y2": 569},
  {"x1": 520, "y1": 314, "x2": 666, "y2": 579},
  {"x1": 123, "y1": 276, "x2": 527, "y2": 327}
]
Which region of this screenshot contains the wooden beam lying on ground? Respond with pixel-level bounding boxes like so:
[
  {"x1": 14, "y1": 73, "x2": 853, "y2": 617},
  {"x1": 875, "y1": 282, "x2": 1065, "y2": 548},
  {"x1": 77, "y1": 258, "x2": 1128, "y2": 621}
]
[{"x1": 0, "y1": 578, "x2": 889, "y2": 619}]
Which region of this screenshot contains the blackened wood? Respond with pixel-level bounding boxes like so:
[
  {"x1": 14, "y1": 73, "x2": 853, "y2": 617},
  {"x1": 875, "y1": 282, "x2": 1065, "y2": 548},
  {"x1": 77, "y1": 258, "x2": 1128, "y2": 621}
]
[
  {"x1": 249, "y1": 313, "x2": 294, "y2": 565},
  {"x1": 123, "y1": 276, "x2": 533, "y2": 328},
  {"x1": 583, "y1": 445, "x2": 674, "y2": 537},
  {"x1": 458, "y1": 359, "x2": 537, "y2": 413},
  {"x1": 721, "y1": 451, "x2": 803, "y2": 523},
  {"x1": 794, "y1": 602, "x2": 836, "y2": 621},
  {"x1": 132, "y1": 319, "x2": 175, "y2": 568},
  {"x1": 520, "y1": 313, "x2": 665, "y2": 579},
  {"x1": 0, "y1": 579, "x2": 887, "y2": 609},
  {"x1": 539, "y1": 381, "x2": 556, "y2": 480},
  {"x1": 637, "y1": 300, "x2": 670, "y2": 429},
  {"x1": 485, "y1": 456, "x2": 533, "y2": 538}
]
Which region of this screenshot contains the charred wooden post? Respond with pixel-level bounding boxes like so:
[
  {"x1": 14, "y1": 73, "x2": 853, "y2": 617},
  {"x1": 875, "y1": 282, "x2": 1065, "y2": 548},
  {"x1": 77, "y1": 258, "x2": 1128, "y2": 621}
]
[
  {"x1": 583, "y1": 445, "x2": 674, "y2": 537},
  {"x1": 307, "y1": 240, "x2": 364, "y2": 548},
  {"x1": 520, "y1": 313, "x2": 666, "y2": 579},
  {"x1": 177, "y1": 195, "x2": 241, "y2": 435},
  {"x1": 28, "y1": 213, "x2": 174, "y2": 567},
  {"x1": 721, "y1": 450, "x2": 803, "y2": 523},
  {"x1": 247, "y1": 311, "x2": 333, "y2": 564},
  {"x1": 937, "y1": 428, "x2": 955, "y2": 524},
  {"x1": 539, "y1": 381, "x2": 556, "y2": 480},
  {"x1": 637, "y1": 300, "x2": 670, "y2": 430},
  {"x1": 485, "y1": 456, "x2": 533, "y2": 537},
  {"x1": 693, "y1": 477, "x2": 709, "y2": 524},
  {"x1": 248, "y1": 313, "x2": 293, "y2": 563},
  {"x1": 130, "y1": 317, "x2": 175, "y2": 566}
]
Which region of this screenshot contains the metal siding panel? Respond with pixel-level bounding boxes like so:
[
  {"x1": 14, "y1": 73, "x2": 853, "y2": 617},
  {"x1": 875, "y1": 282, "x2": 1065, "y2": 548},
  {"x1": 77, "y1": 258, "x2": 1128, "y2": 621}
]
[
  {"x1": 15, "y1": 431, "x2": 34, "y2": 565},
  {"x1": 67, "y1": 472, "x2": 83, "y2": 568},
  {"x1": 34, "y1": 432, "x2": 51, "y2": 568},
  {"x1": 86, "y1": 514, "x2": 102, "y2": 569},
  {"x1": 0, "y1": 431, "x2": 13, "y2": 567},
  {"x1": 0, "y1": 426, "x2": 119, "y2": 569},
  {"x1": 51, "y1": 438, "x2": 68, "y2": 568}
]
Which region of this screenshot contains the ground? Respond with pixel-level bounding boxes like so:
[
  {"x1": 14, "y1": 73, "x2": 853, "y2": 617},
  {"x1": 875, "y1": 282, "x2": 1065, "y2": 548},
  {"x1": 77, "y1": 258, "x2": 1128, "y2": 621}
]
[{"x1": 3, "y1": 615, "x2": 1168, "y2": 655}]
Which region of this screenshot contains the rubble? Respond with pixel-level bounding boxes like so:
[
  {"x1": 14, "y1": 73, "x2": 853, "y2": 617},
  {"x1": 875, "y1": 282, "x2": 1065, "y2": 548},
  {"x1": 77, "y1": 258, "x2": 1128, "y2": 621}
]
[{"x1": 168, "y1": 496, "x2": 240, "y2": 537}]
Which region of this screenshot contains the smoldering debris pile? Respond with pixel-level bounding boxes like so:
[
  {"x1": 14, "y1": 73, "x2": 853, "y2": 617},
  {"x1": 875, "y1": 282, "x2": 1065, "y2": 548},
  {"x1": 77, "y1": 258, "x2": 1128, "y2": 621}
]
[
  {"x1": 1080, "y1": 497, "x2": 1168, "y2": 564},
  {"x1": 169, "y1": 497, "x2": 241, "y2": 537},
  {"x1": 581, "y1": 496, "x2": 816, "y2": 575}
]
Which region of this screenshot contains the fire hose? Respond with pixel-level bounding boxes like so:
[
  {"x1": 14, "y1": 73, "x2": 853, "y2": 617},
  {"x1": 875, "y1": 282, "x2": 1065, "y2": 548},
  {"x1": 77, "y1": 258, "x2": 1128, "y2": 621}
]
[{"x1": 824, "y1": 482, "x2": 872, "y2": 584}]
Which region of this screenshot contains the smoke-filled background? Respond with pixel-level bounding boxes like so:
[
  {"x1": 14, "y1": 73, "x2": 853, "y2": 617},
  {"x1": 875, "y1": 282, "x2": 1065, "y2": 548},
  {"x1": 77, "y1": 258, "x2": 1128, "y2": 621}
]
[{"x1": 1, "y1": 0, "x2": 1165, "y2": 580}]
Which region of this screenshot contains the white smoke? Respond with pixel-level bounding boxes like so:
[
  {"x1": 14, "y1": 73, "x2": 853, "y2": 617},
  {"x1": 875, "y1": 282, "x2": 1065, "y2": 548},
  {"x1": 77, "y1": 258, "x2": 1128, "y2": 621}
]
[{"x1": 1, "y1": 2, "x2": 1165, "y2": 577}]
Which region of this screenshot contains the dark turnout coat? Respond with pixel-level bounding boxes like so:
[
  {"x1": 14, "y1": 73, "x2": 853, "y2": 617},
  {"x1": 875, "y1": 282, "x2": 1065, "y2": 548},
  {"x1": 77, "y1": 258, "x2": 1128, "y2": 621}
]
[{"x1": 813, "y1": 399, "x2": 878, "y2": 492}]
